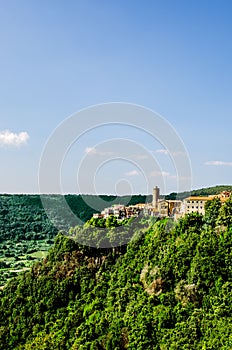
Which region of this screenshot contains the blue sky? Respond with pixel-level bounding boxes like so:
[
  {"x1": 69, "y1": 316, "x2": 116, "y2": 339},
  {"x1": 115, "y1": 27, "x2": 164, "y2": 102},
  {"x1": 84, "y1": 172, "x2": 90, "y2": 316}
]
[{"x1": 0, "y1": 0, "x2": 232, "y2": 195}]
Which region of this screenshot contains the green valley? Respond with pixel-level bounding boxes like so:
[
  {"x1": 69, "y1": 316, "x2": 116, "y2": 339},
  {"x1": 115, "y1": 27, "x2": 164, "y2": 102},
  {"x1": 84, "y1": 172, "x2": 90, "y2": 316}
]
[{"x1": 0, "y1": 189, "x2": 231, "y2": 349}]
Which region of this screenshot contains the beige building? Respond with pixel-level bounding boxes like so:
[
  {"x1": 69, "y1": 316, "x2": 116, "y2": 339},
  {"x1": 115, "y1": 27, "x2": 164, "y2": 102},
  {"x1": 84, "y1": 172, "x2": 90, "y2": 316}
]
[
  {"x1": 92, "y1": 188, "x2": 231, "y2": 221},
  {"x1": 157, "y1": 199, "x2": 182, "y2": 217},
  {"x1": 183, "y1": 196, "x2": 209, "y2": 215},
  {"x1": 183, "y1": 191, "x2": 231, "y2": 216},
  {"x1": 157, "y1": 200, "x2": 169, "y2": 217}
]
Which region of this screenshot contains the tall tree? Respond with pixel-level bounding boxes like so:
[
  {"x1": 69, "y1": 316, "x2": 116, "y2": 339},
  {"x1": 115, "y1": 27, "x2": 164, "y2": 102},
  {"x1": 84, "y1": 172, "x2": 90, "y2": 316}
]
[
  {"x1": 204, "y1": 197, "x2": 221, "y2": 227},
  {"x1": 216, "y1": 195, "x2": 232, "y2": 227}
]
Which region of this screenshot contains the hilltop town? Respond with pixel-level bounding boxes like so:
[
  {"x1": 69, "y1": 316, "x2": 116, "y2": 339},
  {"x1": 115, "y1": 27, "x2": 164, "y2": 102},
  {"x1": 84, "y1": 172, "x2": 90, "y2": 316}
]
[{"x1": 92, "y1": 186, "x2": 232, "y2": 221}]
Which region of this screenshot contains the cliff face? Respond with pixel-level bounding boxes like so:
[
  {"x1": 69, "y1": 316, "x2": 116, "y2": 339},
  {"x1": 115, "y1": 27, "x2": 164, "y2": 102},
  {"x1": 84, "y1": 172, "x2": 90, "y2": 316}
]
[{"x1": 0, "y1": 215, "x2": 231, "y2": 350}]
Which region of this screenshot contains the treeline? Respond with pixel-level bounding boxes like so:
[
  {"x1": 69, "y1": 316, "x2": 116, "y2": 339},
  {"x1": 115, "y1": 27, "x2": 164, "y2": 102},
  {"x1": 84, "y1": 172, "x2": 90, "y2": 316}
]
[
  {"x1": 0, "y1": 194, "x2": 149, "y2": 241},
  {"x1": 0, "y1": 196, "x2": 231, "y2": 349},
  {"x1": 165, "y1": 184, "x2": 232, "y2": 200},
  {"x1": 0, "y1": 194, "x2": 150, "y2": 285},
  {"x1": 0, "y1": 187, "x2": 231, "y2": 241}
]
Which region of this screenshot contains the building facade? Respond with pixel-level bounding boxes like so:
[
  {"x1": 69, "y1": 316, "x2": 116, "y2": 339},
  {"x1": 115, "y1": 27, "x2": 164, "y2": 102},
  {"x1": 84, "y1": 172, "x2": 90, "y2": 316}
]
[
  {"x1": 183, "y1": 196, "x2": 209, "y2": 215},
  {"x1": 92, "y1": 187, "x2": 231, "y2": 220}
]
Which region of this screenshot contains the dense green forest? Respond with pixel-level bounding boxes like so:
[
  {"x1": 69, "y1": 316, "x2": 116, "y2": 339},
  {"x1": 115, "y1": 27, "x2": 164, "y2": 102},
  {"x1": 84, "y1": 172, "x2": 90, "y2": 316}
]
[
  {"x1": 0, "y1": 187, "x2": 231, "y2": 285},
  {"x1": 0, "y1": 194, "x2": 150, "y2": 241},
  {"x1": 0, "y1": 192, "x2": 231, "y2": 349},
  {"x1": 165, "y1": 185, "x2": 232, "y2": 200},
  {"x1": 0, "y1": 194, "x2": 148, "y2": 285}
]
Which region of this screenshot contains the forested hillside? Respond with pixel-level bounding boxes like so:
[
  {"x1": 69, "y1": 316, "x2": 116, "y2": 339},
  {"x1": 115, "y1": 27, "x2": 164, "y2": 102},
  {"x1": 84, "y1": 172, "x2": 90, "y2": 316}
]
[
  {"x1": 0, "y1": 194, "x2": 148, "y2": 286},
  {"x1": 165, "y1": 185, "x2": 232, "y2": 200},
  {"x1": 0, "y1": 195, "x2": 231, "y2": 349},
  {"x1": 0, "y1": 194, "x2": 149, "y2": 240}
]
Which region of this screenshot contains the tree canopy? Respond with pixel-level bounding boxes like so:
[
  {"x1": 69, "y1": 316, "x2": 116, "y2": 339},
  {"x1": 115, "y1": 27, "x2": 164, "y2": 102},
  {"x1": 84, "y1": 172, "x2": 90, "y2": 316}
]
[{"x1": 0, "y1": 209, "x2": 231, "y2": 349}]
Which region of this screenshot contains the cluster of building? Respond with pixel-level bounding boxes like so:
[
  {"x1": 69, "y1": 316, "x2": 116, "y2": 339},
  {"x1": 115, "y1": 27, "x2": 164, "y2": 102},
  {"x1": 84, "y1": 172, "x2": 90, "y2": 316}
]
[
  {"x1": 93, "y1": 203, "x2": 144, "y2": 220},
  {"x1": 92, "y1": 186, "x2": 231, "y2": 221},
  {"x1": 183, "y1": 190, "x2": 231, "y2": 215}
]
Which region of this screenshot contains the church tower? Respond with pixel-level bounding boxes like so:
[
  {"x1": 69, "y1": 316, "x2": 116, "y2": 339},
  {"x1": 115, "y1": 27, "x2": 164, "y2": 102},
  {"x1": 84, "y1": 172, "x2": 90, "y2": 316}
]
[{"x1": 152, "y1": 186, "x2": 160, "y2": 209}]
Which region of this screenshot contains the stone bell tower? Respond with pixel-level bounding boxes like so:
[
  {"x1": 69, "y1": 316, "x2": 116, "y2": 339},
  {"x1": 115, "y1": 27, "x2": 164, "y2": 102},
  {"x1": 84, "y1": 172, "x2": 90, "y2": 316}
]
[{"x1": 152, "y1": 186, "x2": 160, "y2": 209}]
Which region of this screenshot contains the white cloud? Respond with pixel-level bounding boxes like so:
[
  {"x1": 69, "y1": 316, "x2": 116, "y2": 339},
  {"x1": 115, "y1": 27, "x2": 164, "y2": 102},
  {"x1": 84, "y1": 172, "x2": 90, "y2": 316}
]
[
  {"x1": 204, "y1": 160, "x2": 232, "y2": 166},
  {"x1": 155, "y1": 149, "x2": 185, "y2": 157},
  {"x1": 155, "y1": 149, "x2": 169, "y2": 155},
  {"x1": 125, "y1": 170, "x2": 140, "y2": 176},
  {"x1": 85, "y1": 147, "x2": 97, "y2": 155},
  {"x1": 132, "y1": 154, "x2": 149, "y2": 160},
  {"x1": 169, "y1": 175, "x2": 191, "y2": 180},
  {"x1": 172, "y1": 151, "x2": 186, "y2": 157},
  {"x1": 85, "y1": 146, "x2": 114, "y2": 157},
  {"x1": 0, "y1": 130, "x2": 29, "y2": 147},
  {"x1": 149, "y1": 170, "x2": 170, "y2": 177}
]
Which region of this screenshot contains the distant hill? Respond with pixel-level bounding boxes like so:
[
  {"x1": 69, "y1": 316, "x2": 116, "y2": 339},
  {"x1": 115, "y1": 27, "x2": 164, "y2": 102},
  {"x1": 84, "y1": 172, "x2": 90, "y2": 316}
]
[
  {"x1": 0, "y1": 194, "x2": 150, "y2": 241},
  {"x1": 0, "y1": 186, "x2": 231, "y2": 241},
  {"x1": 165, "y1": 185, "x2": 232, "y2": 200}
]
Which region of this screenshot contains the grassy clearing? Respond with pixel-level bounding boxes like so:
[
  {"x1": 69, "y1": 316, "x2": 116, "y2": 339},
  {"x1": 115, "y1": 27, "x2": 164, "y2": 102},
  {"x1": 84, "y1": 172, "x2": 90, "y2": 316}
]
[{"x1": 29, "y1": 251, "x2": 48, "y2": 259}]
